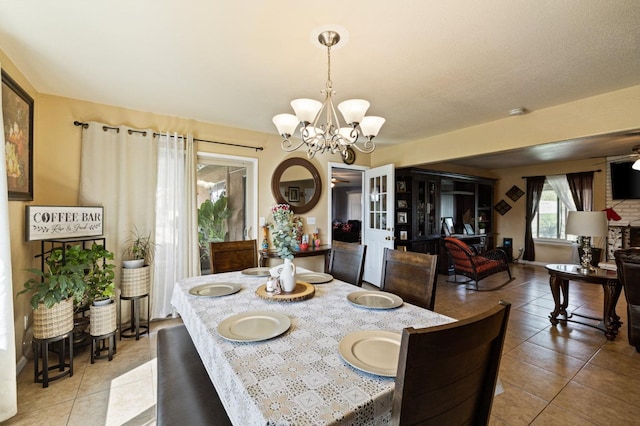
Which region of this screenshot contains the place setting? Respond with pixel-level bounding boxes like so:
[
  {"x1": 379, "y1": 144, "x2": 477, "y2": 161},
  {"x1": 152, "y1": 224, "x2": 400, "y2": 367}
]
[
  {"x1": 338, "y1": 329, "x2": 402, "y2": 377},
  {"x1": 216, "y1": 311, "x2": 291, "y2": 342},
  {"x1": 189, "y1": 282, "x2": 242, "y2": 298},
  {"x1": 296, "y1": 272, "x2": 333, "y2": 284},
  {"x1": 240, "y1": 267, "x2": 272, "y2": 277},
  {"x1": 347, "y1": 290, "x2": 404, "y2": 309}
]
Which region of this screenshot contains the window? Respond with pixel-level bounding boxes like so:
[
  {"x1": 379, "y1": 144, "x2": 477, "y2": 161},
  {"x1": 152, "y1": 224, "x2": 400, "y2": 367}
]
[{"x1": 532, "y1": 182, "x2": 569, "y2": 239}]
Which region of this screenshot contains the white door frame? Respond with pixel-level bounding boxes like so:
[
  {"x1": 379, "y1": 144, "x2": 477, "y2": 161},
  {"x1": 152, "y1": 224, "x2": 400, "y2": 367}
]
[{"x1": 327, "y1": 162, "x2": 368, "y2": 243}]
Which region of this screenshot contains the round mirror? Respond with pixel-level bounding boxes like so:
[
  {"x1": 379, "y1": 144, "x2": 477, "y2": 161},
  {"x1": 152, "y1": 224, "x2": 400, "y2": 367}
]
[{"x1": 271, "y1": 157, "x2": 322, "y2": 214}]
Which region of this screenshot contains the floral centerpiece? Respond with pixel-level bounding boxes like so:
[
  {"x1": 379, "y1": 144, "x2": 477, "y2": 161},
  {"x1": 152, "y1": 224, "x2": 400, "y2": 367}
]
[{"x1": 269, "y1": 204, "x2": 298, "y2": 259}]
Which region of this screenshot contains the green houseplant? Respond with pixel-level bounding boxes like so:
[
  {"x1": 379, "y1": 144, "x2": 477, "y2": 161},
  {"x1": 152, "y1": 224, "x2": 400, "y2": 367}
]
[
  {"x1": 19, "y1": 244, "x2": 90, "y2": 339},
  {"x1": 20, "y1": 244, "x2": 90, "y2": 310},
  {"x1": 123, "y1": 228, "x2": 155, "y2": 268},
  {"x1": 198, "y1": 197, "x2": 230, "y2": 271},
  {"x1": 85, "y1": 243, "x2": 116, "y2": 305}
]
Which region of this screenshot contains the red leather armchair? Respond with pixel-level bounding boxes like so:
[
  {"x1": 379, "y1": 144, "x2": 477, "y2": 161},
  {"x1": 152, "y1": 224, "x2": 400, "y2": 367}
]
[{"x1": 443, "y1": 237, "x2": 513, "y2": 290}]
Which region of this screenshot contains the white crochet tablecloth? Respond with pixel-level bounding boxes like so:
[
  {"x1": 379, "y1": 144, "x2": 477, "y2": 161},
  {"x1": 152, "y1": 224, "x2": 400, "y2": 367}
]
[{"x1": 171, "y1": 268, "x2": 455, "y2": 425}]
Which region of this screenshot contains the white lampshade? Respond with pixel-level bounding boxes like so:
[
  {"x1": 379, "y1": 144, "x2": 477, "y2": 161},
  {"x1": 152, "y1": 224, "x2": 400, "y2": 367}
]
[
  {"x1": 633, "y1": 159, "x2": 640, "y2": 171},
  {"x1": 290, "y1": 99, "x2": 323, "y2": 123},
  {"x1": 360, "y1": 116, "x2": 386, "y2": 137},
  {"x1": 566, "y1": 211, "x2": 608, "y2": 237},
  {"x1": 338, "y1": 99, "x2": 370, "y2": 124},
  {"x1": 338, "y1": 127, "x2": 357, "y2": 142},
  {"x1": 272, "y1": 114, "x2": 299, "y2": 137}
]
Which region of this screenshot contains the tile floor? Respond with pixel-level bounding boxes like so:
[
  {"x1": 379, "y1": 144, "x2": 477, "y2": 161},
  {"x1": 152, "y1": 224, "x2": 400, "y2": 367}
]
[{"x1": 4, "y1": 263, "x2": 640, "y2": 425}]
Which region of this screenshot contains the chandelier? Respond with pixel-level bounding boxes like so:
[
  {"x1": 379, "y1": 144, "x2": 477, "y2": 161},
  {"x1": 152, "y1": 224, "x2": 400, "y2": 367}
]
[{"x1": 272, "y1": 30, "x2": 385, "y2": 159}]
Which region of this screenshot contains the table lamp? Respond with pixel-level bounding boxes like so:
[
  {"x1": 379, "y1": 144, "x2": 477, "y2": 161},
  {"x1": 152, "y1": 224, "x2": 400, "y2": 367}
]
[{"x1": 566, "y1": 211, "x2": 608, "y2": 272}]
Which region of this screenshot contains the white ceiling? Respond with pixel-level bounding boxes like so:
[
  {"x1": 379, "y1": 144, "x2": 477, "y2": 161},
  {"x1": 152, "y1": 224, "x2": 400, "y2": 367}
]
[{"x1": 2, "y1": 1, "x2": 640, "y2": 168}]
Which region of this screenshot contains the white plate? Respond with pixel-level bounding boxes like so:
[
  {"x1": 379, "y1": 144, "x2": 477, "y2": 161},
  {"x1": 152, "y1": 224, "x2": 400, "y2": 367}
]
[
  {"x1": 217, "y1": 311, "x2": 291, "y2": 342},
  {"x1": 189, "y1": 282, "x2": 242, "y2": 297},
  {"x1": 297, "y1": 272, "x2": 334, "y2": 284},
  {"x1": 241, "y1": 267, "x2": 272, "y2": 277},
  {"x1": 347, "y1": 291, "x2": 403, "y2": 309},
  {"x1": 339, "y1": 330, "x2": 402, "y2": 377}
]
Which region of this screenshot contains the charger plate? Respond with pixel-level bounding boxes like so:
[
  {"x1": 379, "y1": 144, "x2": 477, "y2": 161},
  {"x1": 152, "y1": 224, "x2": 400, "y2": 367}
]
[
  {"x1": 339, "y1": 330, "x2": 402, "y2": 377},
  {"x1": 241, "y1": 267, "x2": 271, "y2": 277},
  {"x1": 255, "y1": 281, "x2": 314, "y2": 302},
  {"x1": 297, "y1": 272, "x2": 333, "y2": 284},
  {"x1": 347, "y1": 291, "x2": 403, "y2": 309},
  {"x1": 217, "y1": 311, "x2": 291, "y2": 342},
  {"x1": 189, "y1": 282, "x2": 242, "y2": 297}
]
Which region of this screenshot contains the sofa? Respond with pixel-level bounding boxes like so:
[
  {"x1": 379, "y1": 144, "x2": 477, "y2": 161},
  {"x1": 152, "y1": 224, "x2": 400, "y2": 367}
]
[{"x1": 614, "y1": 248, "x2": 640, "y2": 352}]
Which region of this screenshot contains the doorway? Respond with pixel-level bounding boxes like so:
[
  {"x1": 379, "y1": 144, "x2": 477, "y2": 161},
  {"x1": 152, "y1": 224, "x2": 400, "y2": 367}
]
[{"x1": 327, "y1": 163, "x2": 367, "y2": 246}]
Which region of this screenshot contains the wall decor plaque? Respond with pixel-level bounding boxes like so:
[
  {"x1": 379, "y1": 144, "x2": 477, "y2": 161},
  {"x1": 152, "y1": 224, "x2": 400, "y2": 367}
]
[
  {"x1": 506, "y1": 185, "x2": 524, "y2": 202},
  {"x1": 25, "y1": 206, "x2": 104, "y2": 241},
  {"x1": 494, "y1": 200, "x2": 512, "y2": 216}
]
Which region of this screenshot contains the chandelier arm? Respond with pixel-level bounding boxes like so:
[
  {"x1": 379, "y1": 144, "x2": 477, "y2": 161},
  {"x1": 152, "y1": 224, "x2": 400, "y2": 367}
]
[
  {"x1": 350, "y1": 137, "x2": 376, "y2": 154},
  {"x1": 281, "y1": 137, "x2": 306, "y2": 152}
]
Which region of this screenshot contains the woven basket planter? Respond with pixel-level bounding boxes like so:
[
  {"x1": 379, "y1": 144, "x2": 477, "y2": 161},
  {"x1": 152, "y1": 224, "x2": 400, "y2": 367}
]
[
  {"x1": 33, "y1": 297, "x2": 74, "y2": 339},
  {"x1": 121, "y1": 266, "x2": 150, "y2": 297},
  {"x1": 90, "y1": 300, "x2": 117, "y2": 336}
]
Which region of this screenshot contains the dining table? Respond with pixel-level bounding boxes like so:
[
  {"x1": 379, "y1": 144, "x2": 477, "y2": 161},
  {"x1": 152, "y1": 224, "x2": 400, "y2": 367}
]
[{"x1": 170, "y1": 267, "x2": 456, "y2": 425}]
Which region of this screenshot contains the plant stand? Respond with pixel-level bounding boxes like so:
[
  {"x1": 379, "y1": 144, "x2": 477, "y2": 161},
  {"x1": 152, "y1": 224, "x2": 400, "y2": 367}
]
[
  {"x1": 119, "y1": 294, "x2": 150, "y2": 340},
  {"x1": 91, "y1": 331, "x2": 117, "y2": 363},
  {"x1": 90, "y1": 301, "x2": 117, "y2": 362},
  {"x1": 33, "y1": 331, "x2": 73, "y2": 388}
]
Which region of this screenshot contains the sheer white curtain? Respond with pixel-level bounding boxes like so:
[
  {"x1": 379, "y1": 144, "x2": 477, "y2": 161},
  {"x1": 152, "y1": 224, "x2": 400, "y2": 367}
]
[
  {"x1": 79, "y1": 123, "x2": 157, "y2": 301},
  {"x1": 152, "y1": 133, "x2": 198, "y2": 319},
  {"x1": 0, "y1": 64, "x2": 17, "y2": 422},
  {"x1": 547, "y1": 175, "x2": 577, "y2": 212}
]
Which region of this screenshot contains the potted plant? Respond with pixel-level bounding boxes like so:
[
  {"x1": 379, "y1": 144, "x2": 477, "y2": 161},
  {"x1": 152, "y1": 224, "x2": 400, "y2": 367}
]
[
  {"x1": 19, "y1": 244, "x2": 90, "y2": 339},
  {"x1": 80, "y1": 243, "x2": 118, "y2": 338},
  {"x1": 122, "y1": 228, "x2": 155, "y2": 269},
  {"x1": 121, "y1": 227, "x2": 155, "y2": 297},
  {"x1": 85, "y1": 243, "x2": 116, "y2": 305}
]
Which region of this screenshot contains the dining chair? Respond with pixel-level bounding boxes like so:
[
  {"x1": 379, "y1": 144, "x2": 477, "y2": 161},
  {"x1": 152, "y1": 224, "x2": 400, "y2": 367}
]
[
  {"x1": 209, "y1": 240, "x2": 258, "y2": 273},
  {"x1": 326, "y1": 241, "x2": 367, "y2": 286},
  {"x1": 392, "y1": 300, "x2": 511, "y2": 425},
  {"x1": 380, "y1": 248, "x2": 438, "y2": 310}
]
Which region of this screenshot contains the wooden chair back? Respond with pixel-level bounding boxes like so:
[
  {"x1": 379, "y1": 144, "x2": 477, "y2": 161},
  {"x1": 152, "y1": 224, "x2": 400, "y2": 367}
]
[
  {"x1": 326, "y1": 241, "x2": 367, "y2": 286},
  {"x1": 209, "y1": 240, "x2": 257, "y2": 273},
  {"x1": 380, "y1": 248, "x2": 438, "y2": 310},
  {"x1": 392, "y1": 301, "x2": 511, "y2": 425}
]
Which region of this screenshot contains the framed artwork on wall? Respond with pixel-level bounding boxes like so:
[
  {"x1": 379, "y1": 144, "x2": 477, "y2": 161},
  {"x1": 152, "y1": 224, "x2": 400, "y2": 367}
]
[
  {"x1": 2, "y1": 70, "x2": 34, "y2": 201},
  {"x1": 397, "y1": 212, "x2": 407, "y2": 224},
  {"x1": 288, "y1": 186, "x2": 300, "y2": 202}
]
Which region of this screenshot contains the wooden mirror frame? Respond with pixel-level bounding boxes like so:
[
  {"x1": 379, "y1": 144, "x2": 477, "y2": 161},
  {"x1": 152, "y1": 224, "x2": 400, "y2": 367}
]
[{"x1": 271, "y1": 157, "x2": 322, "y2": 214}]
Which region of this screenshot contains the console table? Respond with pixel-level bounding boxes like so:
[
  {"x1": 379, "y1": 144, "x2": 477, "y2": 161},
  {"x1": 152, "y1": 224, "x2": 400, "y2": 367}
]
[
  {"x1": 545, "y1": 264, "x2": 622, "y2": 340},
  {"x1": 258, "y1": 244, "x2": 331, "y2": 267}
]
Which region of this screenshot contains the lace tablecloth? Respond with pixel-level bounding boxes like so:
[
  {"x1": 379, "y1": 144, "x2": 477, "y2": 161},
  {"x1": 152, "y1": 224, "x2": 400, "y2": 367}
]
[{"x1": 171, "y1": 269, "x2": 455, "y2": 425}]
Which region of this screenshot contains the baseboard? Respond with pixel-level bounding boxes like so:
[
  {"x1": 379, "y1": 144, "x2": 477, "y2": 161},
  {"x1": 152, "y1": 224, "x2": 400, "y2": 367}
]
[{"x1": 16, "y1": 356, "x2": 27, "y2": 376}]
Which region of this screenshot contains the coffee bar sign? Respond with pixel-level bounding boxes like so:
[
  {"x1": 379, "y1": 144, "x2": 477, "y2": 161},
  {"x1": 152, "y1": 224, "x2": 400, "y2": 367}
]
[{"x1": 25, "y1": 206, "x2": 104, "y2": 241}]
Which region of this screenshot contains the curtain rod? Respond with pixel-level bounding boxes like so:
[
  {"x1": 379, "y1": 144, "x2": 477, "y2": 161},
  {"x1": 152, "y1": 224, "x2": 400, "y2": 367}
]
[
  {"x1": 73, "y1": 121, "x2": 264, "y2": 152},
  {"x1": 522, "y1": 169, "x2": 602, "y2": 179}
]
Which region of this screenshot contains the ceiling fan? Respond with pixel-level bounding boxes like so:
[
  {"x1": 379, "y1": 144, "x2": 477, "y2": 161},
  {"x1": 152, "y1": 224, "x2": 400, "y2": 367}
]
[
  {"x1": 331, "y1": 177, "x2": 350, "y2": 188},
  {"x1": 595, "y1": 144, "x2": 640, "y2": 166}
]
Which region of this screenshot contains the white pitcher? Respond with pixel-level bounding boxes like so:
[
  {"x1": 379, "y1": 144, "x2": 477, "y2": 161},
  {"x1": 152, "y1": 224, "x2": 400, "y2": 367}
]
[{"x1": 279, "y1": 258, "x2": 297, "y2": 292}]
